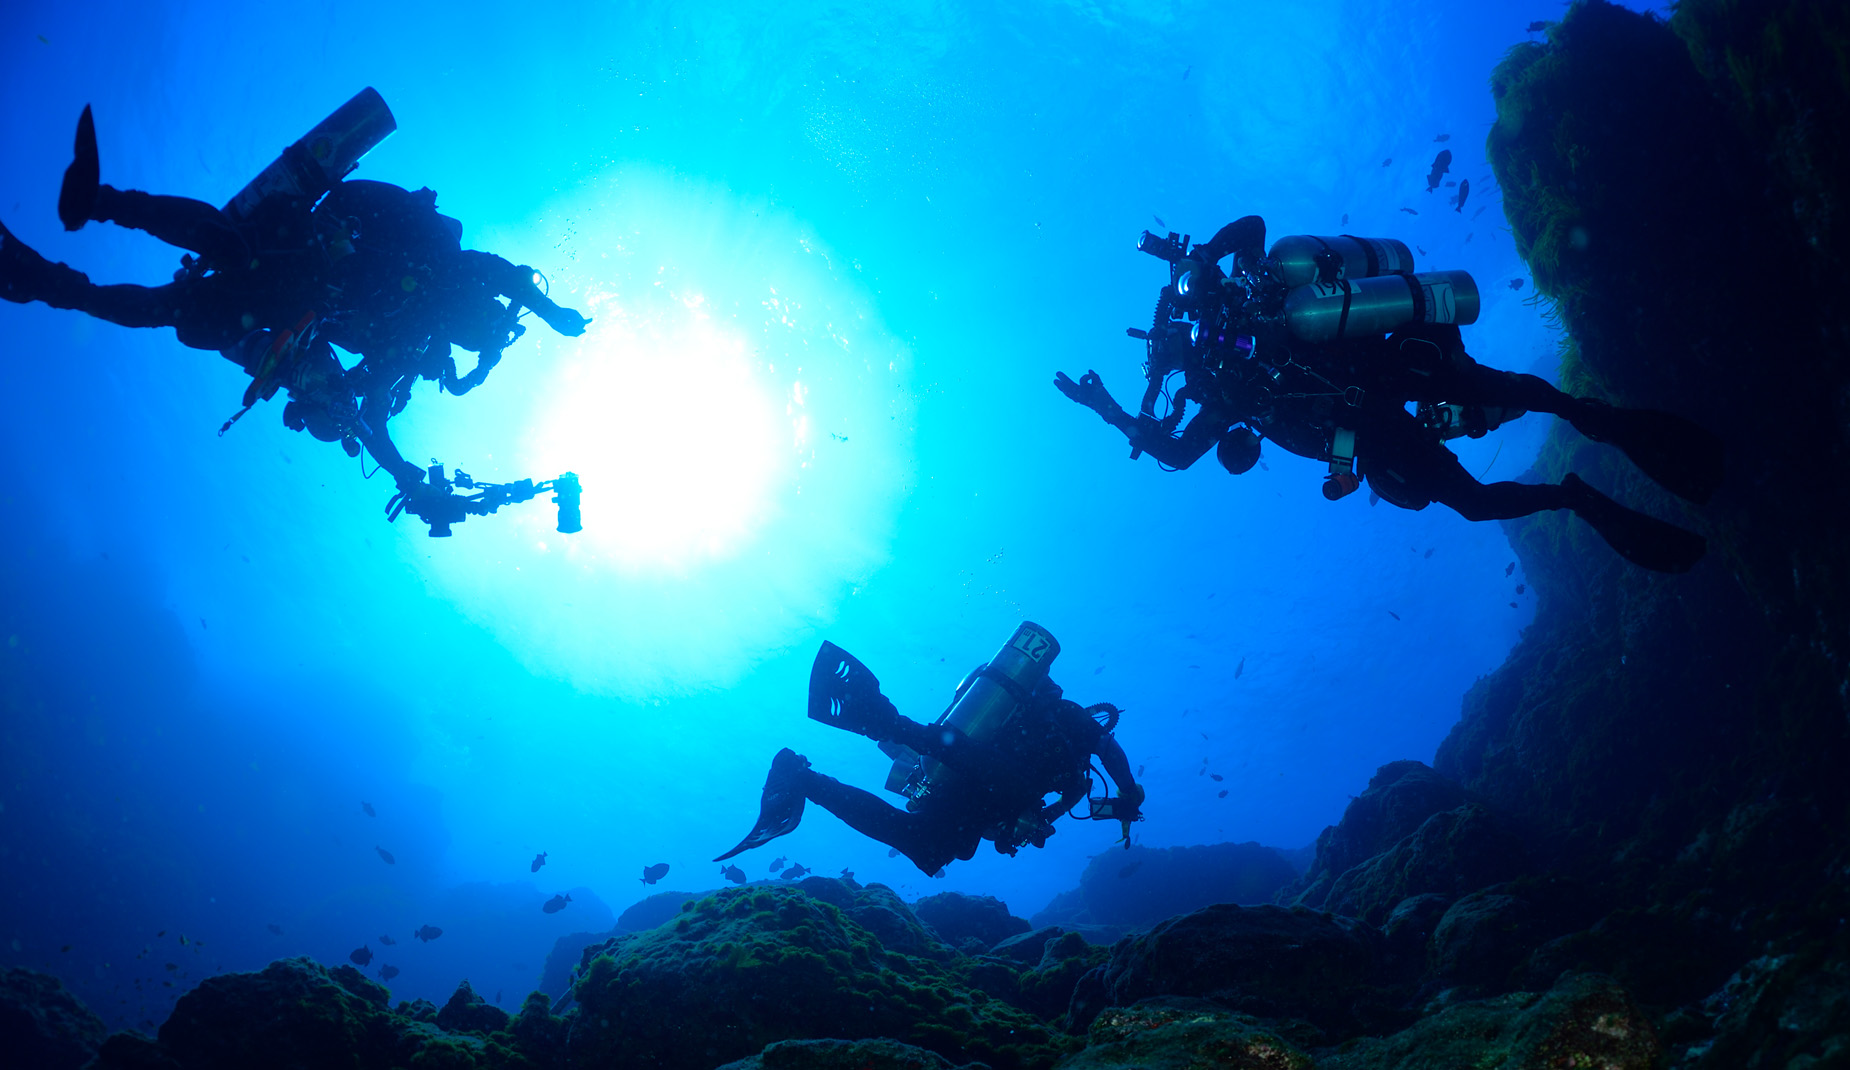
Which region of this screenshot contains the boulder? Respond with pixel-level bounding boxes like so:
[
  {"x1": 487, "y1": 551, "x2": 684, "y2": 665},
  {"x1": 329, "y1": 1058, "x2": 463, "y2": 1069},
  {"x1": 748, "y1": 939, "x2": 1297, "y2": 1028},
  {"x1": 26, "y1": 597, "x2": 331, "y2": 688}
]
[
  {"x1": 1286, "y1": 762, "x2": 1470, "y2": 910},
  {"x1": 913, "y1": 892, "x2": 1031, "y2": 949},
  {"x1": 1319, "y1": 804, "x2": 1526, "y2": 925},
  {"x1": 715, "y1": 1035, "x2": 991, "y2": 1069},
  {"x1": 0, "y1": 968, "x2": 108, "y2": 1070},
  {"x1": 1030, "y1": 842, "x2": 1298, "y2": 938},
  {"x1": 568, "y1": 882, "x2": 1056, "y2": 1070},
  {"x1": 1065, "y1": 903, "x2": 1399, "y2": 1041},
  {"x1": 1058, "y1": 997, "x2": 1310, "y2": 1069},
  {"x1": 619, "y1": 890, "x2": 701, "y2": 931},
  {"x1": 1017, "y1": 931, "x2": 1110, "y2": 1020},
  {"x1": 1318, "y1": 972, "x2": 1658, "y2": 1070},
  {"x1": 434, "y1": 978, "x2": 510, "y2": 1035}
]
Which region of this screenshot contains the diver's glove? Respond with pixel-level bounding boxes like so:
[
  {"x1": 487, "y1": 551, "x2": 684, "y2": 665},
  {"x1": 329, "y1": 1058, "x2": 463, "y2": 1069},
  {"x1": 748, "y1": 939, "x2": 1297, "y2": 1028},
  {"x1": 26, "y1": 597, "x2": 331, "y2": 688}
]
[
  {"x1": 808, "y1": 641, "x2": 904, "y2": 741},
  {"x1": 538, "y1": 305, "x2": 591, "y2": 337},
  {"x1": 1054, "y1": 370, "x2": 1116, "y2": 415}
]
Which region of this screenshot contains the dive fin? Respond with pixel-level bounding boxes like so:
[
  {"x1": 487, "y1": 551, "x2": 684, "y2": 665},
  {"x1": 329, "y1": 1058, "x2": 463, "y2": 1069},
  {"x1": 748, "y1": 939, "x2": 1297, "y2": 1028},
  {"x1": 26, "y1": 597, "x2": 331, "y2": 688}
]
[
  {"x1": 714, "y1": 749, "x2": 810, "y2": 861},
  {"x1": 1563, "y1": 473, "x2": 1706, "y2": 573},
  {"x1": 58, "y1": 105, "x2": 100, "y2": 232},
  {"x1": 1570, "y1": 401, "x2": 1725, "y2": 505},
  {"x1": 808, "y1": 641, "x2": 900, "y2": 738}
]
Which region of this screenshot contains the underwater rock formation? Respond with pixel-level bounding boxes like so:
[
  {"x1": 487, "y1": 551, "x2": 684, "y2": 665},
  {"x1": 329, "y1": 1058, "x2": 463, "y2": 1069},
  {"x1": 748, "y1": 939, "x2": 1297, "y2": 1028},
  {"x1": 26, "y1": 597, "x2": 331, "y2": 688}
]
[
  {"x1": 567, "y1": 880, "x2": 1058, "y2": 1070},
  {"x1": 1030, "y1": 841, "x2": 1298, "y2": 939},
  {"x1": 1282, "y1": 761, "x2": 1471, "y2": 911},
  {"x1": 0, "y1": 967, "x2": 106, "y2": 1070},
  {"x1": 715, "y1": 1035, "x2": 994, "y2": 1070},
  {"x1": 911, "y1": 892, "x2": 1031, "y2": 952}
]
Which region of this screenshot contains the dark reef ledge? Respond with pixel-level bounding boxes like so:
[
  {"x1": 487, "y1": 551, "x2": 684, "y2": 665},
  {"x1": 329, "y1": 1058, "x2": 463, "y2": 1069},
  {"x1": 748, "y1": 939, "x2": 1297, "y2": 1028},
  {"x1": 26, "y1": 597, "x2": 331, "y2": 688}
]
[{"x1": 8, "y1": 1, "x2": 1850, "y2": 1066}]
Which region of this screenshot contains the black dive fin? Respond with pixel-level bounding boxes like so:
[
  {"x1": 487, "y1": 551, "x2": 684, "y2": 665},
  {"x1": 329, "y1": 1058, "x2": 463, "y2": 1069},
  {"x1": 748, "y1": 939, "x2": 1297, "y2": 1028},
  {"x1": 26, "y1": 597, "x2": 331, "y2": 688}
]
[
  {"x1": 808, "y1": 641, "x2": 896, "y2": 735},
  {"x1": 1572, "y1": 403, "x2": 1725, "y2": 505},
  {"x1": 714, "y1": 749, "x2": 809, "y2": 861},
  {"x1": 1564, "y1": 474, "x2": 1707, "y2": 573},
  {"x1": 59, "y1": 105, "x2": 99, "y2": 232}
]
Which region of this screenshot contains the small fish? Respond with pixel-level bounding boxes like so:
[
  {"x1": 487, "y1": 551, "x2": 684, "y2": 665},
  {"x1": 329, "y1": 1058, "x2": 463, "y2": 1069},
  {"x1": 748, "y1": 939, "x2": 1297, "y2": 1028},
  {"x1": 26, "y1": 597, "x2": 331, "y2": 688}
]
[
  {"x1": 1210, "y1": 773, "x2": 1224, "y2": 782},
  {"x1": 37, "y1": 34, "x2": 48, "y2": 44},
  {"x1": 781, "y1": 864, "x2": 811, "y2": 880},
  {"x1": 361, "y1": 802, "x2": 375, "y2": 818},
  {"x1": 543, "y1": 894, "x2": 572, "y2": 914},
  {"x1": 1510, "y1": 602, "x2": 1519, "y2": 609},
  {"x1": 531, "y1": 852, "x2": 547, "y2": 873},
  {"x1": 199, "y1": 618, "x2": 207, "y2": 630},
  {"x1": 1152, "y1": 214, "x2": 1167, "y2": 229},
  {"x1": 1424, "y1": 548, "x2": 1435, "y2": 559},
  {"x1": 1505, "y1": 561, "x2": 1516, "y2": 576},
  {"x1": 1257, "y1": 459, "x2": 1269, "y2": 471},
  {"x1": 1516, "y1": 584, "x2": 1526, "y2": 594},
  {"x1": 1465, "y1": 232, "x2": 1473, "y2": 243},
  {"x1": 1181, "y1": 66, "x2": 1190, "y2": 81},
  {"x1": 414, "y1": 925, "x2": 442, "y2": 942},
  {"x1": 887, "y1": 847, "x2": 900, "y2": 858},
  {"x1": 495, "y1": 990, "x2": 502, "y2": 1004},
  {"x1": 157, "y1": 931, "x2": 166, "y2": 938},
  {"x1": 1118, "y1": 860, "x2": 1143, "y2": 879},
  {"x1": 1508, "y1": 279, "x2": 1525, "y2": 291},
  {"x1": 1341, "y1": 213, "x2": 1349, "y2": 225},
  {"x1": 350, "y1": 945, "x2": 373, "y2": 967},
  {"x1": 1445, "y1": 180, "x2": 1457, "y2": 188},
  {"x1": 1527, "y1": 20, "x2": 1548, "y2": 32},
  {"x1": 379, "y1": 964, "x2": 400, "y2": 982},
  {"x1": 1435, "y1": 133, "x2": 1451, "y2": 142},
  {"x1": 640, "y1": 863, "x2": 670, "y2": 885},
  {"x1": 840, "y1": 868, "x2": 854, "y2": 880},
  {"x1": 1136, "y1": 764, "x2": 1145, "y2": 776},
  {"x1": 1473, "y1": 206, "x2": 1488, "y2": 220},
  {"x1": 1093, "y1": 666, "x2": 1103, "y2": 675},
  {"x1": 1387, "y1": 610, "x2": 1401, "y2": 621},
  {"x1": 375, "y1": 846, "x2": 395, "y2": 865},
  {"x1": 1400, "y1": 207, "x2": 1419, "y2": 216},
  {"x1": 1197, "y1": 767, "x2": 1205, "y2": 776},
  {"x1": 266, "y1": 924, "x2": 283, "y2": 936},
  {"x1": 1218, "y1": 789, "x2": 1229, "y2": 798},
  {"x1": 378, "y1": 935, "x2": 395, "y2": 945},
  {"x1": 1417, "y1": 245, "x2": 1428, "y2": 256},
  {"x1": 1381, "y1": 158, "x2": 1393, "y2": 167},
  {"x1": 769, "y1": 856, "x2": 788, "y2": 872},
  {"x1": 1234, "y1": 657, "x2": 1245, "y2": 680},
  {"x1": 1426, "y1": 149, "x2": 1452, "y2": 192},
  {"x1": 829, "y1": 432, "x2": 849, "y2": 442},
  {"x1": 61, "y1": 944, "x2": 71, "y2": 952},
  {"x1": 720, "y1": 865, "x2": 746, "y2": 884}
]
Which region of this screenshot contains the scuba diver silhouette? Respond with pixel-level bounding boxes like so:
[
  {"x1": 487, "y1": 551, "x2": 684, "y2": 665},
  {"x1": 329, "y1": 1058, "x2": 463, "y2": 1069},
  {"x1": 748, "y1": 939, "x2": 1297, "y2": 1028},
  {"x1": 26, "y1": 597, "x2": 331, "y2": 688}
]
[
  {"x1": 0, "y1": 89, "x2": 589, "y2": 535},
  {"x1": 1055, "y1": 215, "x2": 1723, "y2": 572},
  {"x1": 718, "y1": 623, "x2": 1145, "y2": 876}
]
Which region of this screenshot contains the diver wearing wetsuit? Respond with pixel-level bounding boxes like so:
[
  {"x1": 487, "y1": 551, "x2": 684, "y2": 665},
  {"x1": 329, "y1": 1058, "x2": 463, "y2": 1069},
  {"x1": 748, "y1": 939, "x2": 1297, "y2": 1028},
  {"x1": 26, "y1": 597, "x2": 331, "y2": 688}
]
[
  {"x1": 1056, "y1": 214, "x2": 1723, "y2": 573},
  {"x1": 718, "y1": 634, "x2": 1144, "y2": 875}
]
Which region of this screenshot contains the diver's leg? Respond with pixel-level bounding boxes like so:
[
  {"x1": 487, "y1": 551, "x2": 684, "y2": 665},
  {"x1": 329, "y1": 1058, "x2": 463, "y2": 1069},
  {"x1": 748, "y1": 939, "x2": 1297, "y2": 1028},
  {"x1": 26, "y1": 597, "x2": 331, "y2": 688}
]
[
  {"x1": 801, "y1": 772, "x2": 956, "y2": 874},
  {"x1": 89, "y1": 188, "x2": 250, "y2": 264},
  {"x1": 714, "y1": 749, "x2": 812, "y2": 862},
  {"x1": 1406, "y1": 442, "x2": 1706, "y2": 572}
]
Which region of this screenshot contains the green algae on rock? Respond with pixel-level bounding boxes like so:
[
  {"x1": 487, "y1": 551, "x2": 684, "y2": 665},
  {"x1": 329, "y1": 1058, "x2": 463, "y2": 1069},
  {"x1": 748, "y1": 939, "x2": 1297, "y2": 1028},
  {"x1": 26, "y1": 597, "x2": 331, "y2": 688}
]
[
  {"x1": 568, "y1": 882, "x2": 1061, "y2": 1070},
  {"x1": 1059, "y1": 998, "x2": 1310, "y2": 1070}
]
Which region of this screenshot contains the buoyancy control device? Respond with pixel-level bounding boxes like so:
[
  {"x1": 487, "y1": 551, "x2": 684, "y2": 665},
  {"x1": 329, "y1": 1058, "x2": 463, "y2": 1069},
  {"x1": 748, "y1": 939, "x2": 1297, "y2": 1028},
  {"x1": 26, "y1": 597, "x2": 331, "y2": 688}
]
[{"x1": 881, "y1": 621, "x2": 1061, "y2": 804}]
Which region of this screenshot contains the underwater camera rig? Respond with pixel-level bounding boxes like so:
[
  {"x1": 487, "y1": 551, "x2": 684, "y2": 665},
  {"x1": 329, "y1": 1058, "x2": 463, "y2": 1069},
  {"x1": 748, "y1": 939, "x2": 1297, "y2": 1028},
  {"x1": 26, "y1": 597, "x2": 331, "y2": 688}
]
[{"x1": 387, "y1": 462, "x2": 582, "y2": 538}]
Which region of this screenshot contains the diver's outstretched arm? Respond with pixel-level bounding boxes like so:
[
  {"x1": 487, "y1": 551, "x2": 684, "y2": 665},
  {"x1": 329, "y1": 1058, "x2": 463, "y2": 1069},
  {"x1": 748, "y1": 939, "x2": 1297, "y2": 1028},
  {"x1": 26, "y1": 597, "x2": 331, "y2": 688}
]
[
  {"x1": 355, "y1": 393, "x2": 425, "y2": 489},
  {"x1": 1093, "y1": 733, "x2": 1144, "y2": 818},
  {"x1": 1056, "y1": 370, "x2": 1223, "y2": 469},
  {"x1": 457, "y1": 250, "x2": 589, "y2": 336}
]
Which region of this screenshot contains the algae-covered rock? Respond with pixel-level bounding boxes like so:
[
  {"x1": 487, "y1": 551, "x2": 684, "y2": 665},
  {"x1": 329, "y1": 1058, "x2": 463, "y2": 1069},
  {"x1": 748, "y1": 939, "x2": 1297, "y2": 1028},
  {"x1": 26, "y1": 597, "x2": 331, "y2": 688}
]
[
  {"x1": 1018, "y1": 931, "x2": 1111, "y2": 1021},
  {"x1": 1319, "y1": 804, "x2": 1525, "y2": 926},
  {"x1": 434, "y1": 978, "x2": 510, "y2": 1035},
  {"x1": 569, "y1": 883, "x2": 1060, "y2": 1070},
  {"x1": 1284, "y1": 763, "x2": 1471, "y2": 912},
  {"x1": 0, "y1": 967, "x2": 108, "y2": 1070},
  {"x1": 715, "y1": 1035, "x2": 992, "y2": 1069},
  {"x1": 1066, "y1": 904, "x2": 1397, "y2": 1041},
  {"x1": 1319, "y1": 972, "x2": 1657, "y2": 1070},
  {"x1": 1057, "y1": 997, "x2": 1309, "y2": 1069},
  {"x1": 913, "y1": 892, "x2": 1031, "y2": 950}
]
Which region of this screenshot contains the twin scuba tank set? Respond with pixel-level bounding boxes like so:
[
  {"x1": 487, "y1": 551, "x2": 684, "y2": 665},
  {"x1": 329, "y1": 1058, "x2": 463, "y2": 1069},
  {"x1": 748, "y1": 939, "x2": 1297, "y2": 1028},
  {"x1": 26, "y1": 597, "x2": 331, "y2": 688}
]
[
  {"x1": 204, "y1": 88, "x2": 582, "y2": 537},
  {"x1": 1131, "y1": 228, "x2": 1518, "y2": 501}
]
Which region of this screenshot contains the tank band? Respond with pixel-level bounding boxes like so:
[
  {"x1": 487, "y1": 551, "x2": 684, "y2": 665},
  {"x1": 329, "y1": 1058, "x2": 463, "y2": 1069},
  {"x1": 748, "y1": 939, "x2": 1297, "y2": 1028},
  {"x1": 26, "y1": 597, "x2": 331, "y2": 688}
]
[
  {"x1": 1336, "y1": 280, "x2": 1355, "y2": 338},
  {"x1": 1403, "y1": 273, "x2": 1427, "y2": 324},
  {"x1": 978, "y1": 666, "x2": 1035, "y2": 708}
]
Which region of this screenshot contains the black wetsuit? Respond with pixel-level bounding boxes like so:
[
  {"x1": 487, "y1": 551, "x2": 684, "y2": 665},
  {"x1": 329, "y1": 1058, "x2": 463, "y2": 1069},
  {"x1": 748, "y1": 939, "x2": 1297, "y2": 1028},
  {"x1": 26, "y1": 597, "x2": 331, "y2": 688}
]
[{"x1": 800, "y1": 695, "x2": 1126, "y2": 874}]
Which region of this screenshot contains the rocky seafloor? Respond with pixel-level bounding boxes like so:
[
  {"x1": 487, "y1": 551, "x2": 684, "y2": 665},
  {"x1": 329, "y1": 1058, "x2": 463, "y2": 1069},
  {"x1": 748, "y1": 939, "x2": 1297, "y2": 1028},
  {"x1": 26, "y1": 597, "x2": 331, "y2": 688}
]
[{"x1": 8, "y1": 0, "x2": 1850, "y2": 1066}]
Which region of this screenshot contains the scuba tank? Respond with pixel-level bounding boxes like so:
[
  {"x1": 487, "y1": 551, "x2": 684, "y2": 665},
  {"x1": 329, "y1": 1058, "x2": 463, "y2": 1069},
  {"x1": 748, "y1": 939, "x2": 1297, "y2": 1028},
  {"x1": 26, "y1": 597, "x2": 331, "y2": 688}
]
[
  {"x1": 1268, "y1": 234, "x2": 1415, "y2": 288},
  {"x1": 223, "y1": 87, "x2": 397, "y2": 224},
  {"x1": 1282, "y1": 270, "x2": 1480, "y2": 344},
  {"x1": 882, "y1": 621, "x2": 1061, "y2": 803}
]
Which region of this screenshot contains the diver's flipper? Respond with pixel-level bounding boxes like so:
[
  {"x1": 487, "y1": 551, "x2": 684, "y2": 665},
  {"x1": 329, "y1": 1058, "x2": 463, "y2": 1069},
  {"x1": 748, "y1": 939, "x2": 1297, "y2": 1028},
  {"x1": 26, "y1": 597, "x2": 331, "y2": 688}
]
[
  {"x1": 807, "y1": 642, "x2": 901, "y2": 739},
  {"x1": 0, "y1": 217, "x2": 89, "y2": 305},
  {"x1": 714, "y1": 749, "x2": 810, "y2": 862},
  {"x1": 58, "y1": 105, "x2": 100, "y2": 233},
  {"x1": 1563, "y1": 473, "x2": 1707, "y2": 573},
  {"x1": 1569, "y1": 401, "x2": 1725, "y2": 505}
]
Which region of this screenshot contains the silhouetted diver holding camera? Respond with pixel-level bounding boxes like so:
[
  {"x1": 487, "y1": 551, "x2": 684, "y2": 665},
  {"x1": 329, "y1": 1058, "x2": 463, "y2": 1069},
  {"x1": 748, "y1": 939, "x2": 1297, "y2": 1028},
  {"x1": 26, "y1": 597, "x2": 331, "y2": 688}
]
[{"x1": 1056, "y1": 215, "x2": 1723, "y2": 572}]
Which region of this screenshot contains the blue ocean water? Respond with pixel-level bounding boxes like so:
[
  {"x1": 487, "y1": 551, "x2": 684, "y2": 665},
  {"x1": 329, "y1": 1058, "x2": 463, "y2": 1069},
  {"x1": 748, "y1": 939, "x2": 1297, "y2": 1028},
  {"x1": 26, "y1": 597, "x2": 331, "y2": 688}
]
[{"x1": 0, "y1": 0, "x2": 1665, "y2": 1030}]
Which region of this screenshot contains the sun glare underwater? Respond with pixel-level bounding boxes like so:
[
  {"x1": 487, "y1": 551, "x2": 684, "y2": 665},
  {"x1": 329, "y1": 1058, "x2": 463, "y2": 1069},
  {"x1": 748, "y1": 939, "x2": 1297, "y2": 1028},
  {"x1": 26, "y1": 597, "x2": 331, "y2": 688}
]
[{"x1": 0, "y1": 0, "x2": 1684, "y2": 1041}]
